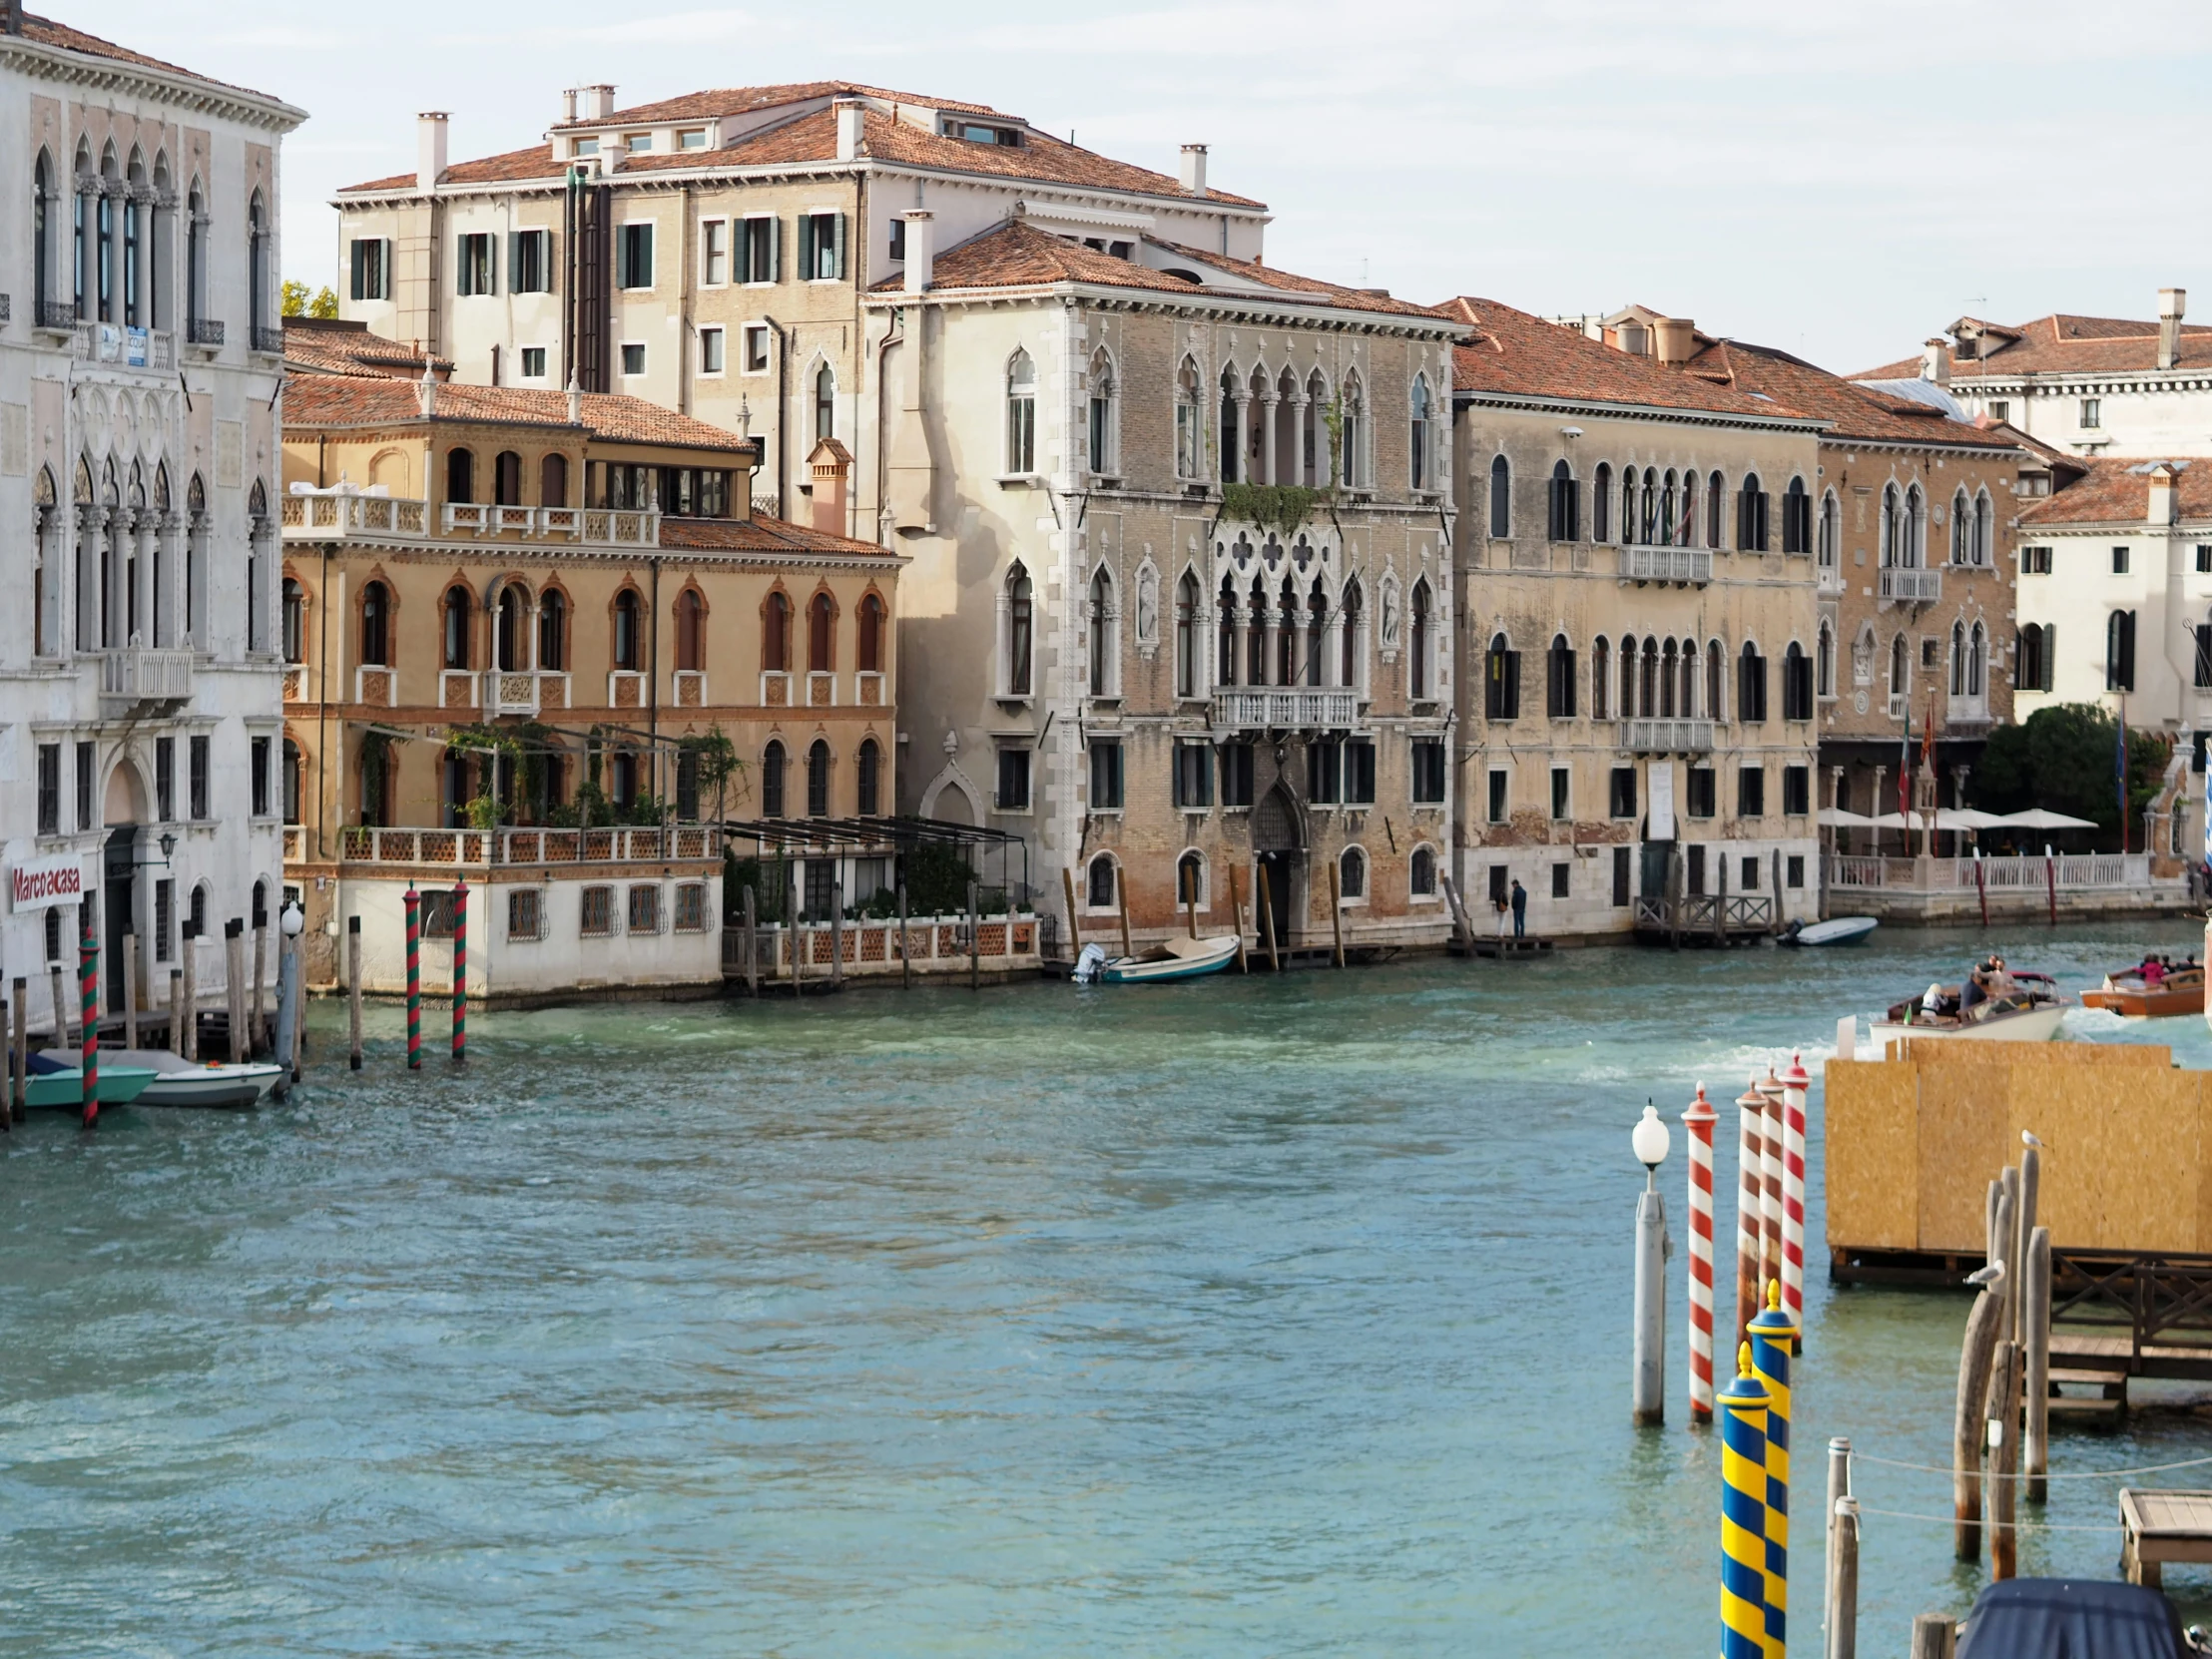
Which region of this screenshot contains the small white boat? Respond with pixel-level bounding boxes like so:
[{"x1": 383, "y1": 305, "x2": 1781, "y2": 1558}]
[
  {"x1": 108, "y1": 1049, "x2": 285, "y2": 1108},
  {"x1": 1100, "y1": 934, "x2": 1239, "y2": 984},
  {"x1": 1786, "y1": 916, "x2": 1879, "y2": 947},
  {"x1": 1867, "y1": 972, "x2": 2069, "y2": 1047}
]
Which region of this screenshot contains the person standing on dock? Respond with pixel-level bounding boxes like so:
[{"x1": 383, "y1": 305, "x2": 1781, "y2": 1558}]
[{"x1": 1509, "y1": 879, "x2": 1527, "y2": 940}]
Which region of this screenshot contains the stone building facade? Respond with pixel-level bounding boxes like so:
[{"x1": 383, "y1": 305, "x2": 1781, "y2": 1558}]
[
  {"x1": 0, "y1": 14, "x2": 302, "y2": 1036},
  {"x1": 1442, "y1": 298, "x2": 1825, "y2": 938},
  {"x1": 329, "y1": 83, "x2": 1261, "y2": 544},
  {"x1": 867, "y1": 217, "x2": 1464, "y2": 949},
  {"x1": 277, "y1": 323, "x2": 899, "y2": 999}
]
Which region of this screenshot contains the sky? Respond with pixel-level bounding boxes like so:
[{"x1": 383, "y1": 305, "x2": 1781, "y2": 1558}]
[{"x1": 72, "y1": 0, "x2": 2212, "y2": 374}]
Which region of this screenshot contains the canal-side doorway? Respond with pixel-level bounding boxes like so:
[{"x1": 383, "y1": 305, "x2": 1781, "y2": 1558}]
[
  {"x1": 1254, "y1": 782, "x2": 1303, "y2": 945},
  {"x1": 103, "y1": 824, "x2": 137, "y2": 1012}
]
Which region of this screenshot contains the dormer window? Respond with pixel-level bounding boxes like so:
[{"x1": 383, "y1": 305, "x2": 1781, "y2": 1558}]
[
  {"x1": 942, "y1": 119, "x2": 1021, "y2": 147},
  {"x1": 573, "y1": 137, "x2": 599, "y2": 156},
  {"x1": 625, "y1": 133, "x2": 653, "y2": 153},
  {"x1": 678, "y1": 129, "x2": 708, "y2": 150}
]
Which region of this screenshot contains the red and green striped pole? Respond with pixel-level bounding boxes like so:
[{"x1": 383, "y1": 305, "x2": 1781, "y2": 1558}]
[
  {"x1": 79, "y1": 906, "x2": 100, "y2": 1127},
  {"x1": 404, "y1": 884, "x2": 421, "y2": 1070},
  {"x1": 450, "y1": 877, "x2": 467, "y2": 1065}
]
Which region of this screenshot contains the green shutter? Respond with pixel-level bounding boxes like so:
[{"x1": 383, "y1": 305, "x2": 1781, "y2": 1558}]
[
  {"x1": 768, "y1": 215, "x2": 782, "y2": 282},
  {"x1": 832, "y1": 212, "x2": 847, "y2": 280}
]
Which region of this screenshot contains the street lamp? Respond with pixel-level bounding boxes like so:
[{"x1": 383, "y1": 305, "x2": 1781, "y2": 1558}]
[
  {"x1": 1632, "y1": 1100, "x2": 1672, "y2": 1190},
  {"x1": 158, "y1": 830, "x2": 177, "y2": 864},
  {"x1": 279, "y1": 901, "x2": 304, "y2": 938},
  {"x1": 1630, "y1": 1098, "x2": 1673, "y2": 1425}
]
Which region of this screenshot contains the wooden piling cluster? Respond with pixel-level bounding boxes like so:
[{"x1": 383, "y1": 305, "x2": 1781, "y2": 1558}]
[{"x1": 1946, "y1": 1141, "x2": 2049, "y2": 1578}]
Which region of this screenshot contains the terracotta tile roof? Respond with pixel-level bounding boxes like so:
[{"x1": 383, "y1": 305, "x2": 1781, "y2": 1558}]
[
  {"x1": 549, "y1": 81, "x2": 1005, "y2": 131},
  {"x1": 282, "y1": 317, "x2": 451, "y2": 380},
  {"x1": 658, "y1": 515, "x2": 895, "y2": 559},
  {"x1": 2018, "y1": 457, "x2": 2212, "y2": 527},
  {"x1": 879, "y1": 219, "x2": 1447, "y2": 320},
  {"x1": 12, "y1": 10, "x2": 285, "y2": 105},
  {"x1": 1679, "y1": 336, "x2": 2019, "y2": 451},
  {"x1": 341, "y1": 102, "x2": 1260, "y2": 209},
  {"x1": 283, "y1": 373, "x2": 757, "y2": 454},
  {"x1": 1439, "y1": 297, "x2": 1806, "y2": 420},
  {"x1": 1856, "y1": 312, "x2": 2212, "y2": 381}
]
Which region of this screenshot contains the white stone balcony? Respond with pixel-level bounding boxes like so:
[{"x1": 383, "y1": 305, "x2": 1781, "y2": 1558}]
[
  {"x1": 1879, "y1": 567, "x2": 1942, "y2": 603},
  {"x1": 1621, "y1": 546, "x2": 1712, "y2": 585},
  {"x1": 1622, "y1": 718, "x2": 1713, "y2": 754},
  {"x1": 1212, "y1": 689, "x2": 1361, "y2": 730},
  {"x1": 98, "y1": 647, "x2": 194, "y2": 712},
  {"x1": 280, "y1": 487, "x2": 657, "y2": 549}
]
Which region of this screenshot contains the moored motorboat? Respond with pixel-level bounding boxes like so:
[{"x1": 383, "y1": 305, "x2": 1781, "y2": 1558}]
[
  {"x1": 108, "y1": 1049, "x2": 285, "y2": 1107},
  {"x1": 1867, "y1": 969, "x2": 2068, "y2": 1046},
  {"x1": 19, "y1": 1053, "x2": 160, "y2": 1108},
  {"x1": 1784, "y1": 916, "x2": 1879, "y2": 947},
  {"x1": 1100, "y1": 934, "x2": 1239, "y2": 984},
  {"x1": 2081, "y1": 959, "x2": 2205, "y2": 1019}
]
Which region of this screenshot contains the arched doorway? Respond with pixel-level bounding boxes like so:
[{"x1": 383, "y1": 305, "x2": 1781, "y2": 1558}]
[
  {"x1": 1253, "y1": 781, "x2": 1303, "y2": 946},
  {"x1": 100, "y1": 757, "x2": 150, "y2": 1012}
]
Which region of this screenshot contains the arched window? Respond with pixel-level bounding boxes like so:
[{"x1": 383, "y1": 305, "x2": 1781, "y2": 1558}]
[
  {"x1": 1707, "y1": 470, "x2": 1724, "y2": 550},
  {"x1": 613, "y1": 589, "x2": 642, "y2": 672},
  {"x1": 1591, "y1": 635, "x2": 1611, "y2": 720},
  {"x1": 281, "y1": 577, "x2": 305, "y2": 664},
  {"x1": 1949, "y1": 620, "x2": 1966, "y2": 696},
  {"x1": 1853, "y1": 625, "x2": 1876, "y2": 686},
  {"x1": 1177, "y1": 849, "x2": 1206, "y2": 907},
  {"x1": 1621, "y1": 467, "x2": 1640, "y2": 546},
  {"x1": 677, "y1": 589, "x2": 707, "y2": 673},
  {"x1": 857, "y1": 738, "x2": 882, "y2": 816},
  {"x1": 1817, "y1": 621, "x2": 1835, "y2": 699},
  {"x1": 1409, "y1": 579, "x2": 1432, "y2": 700},
  {"x1": 1276, "y1": 577, "x2": 1300, "y2": 687},
  {"x1": 2017, "y1": 623, "x2": 2047, "y2": 694},
  {"x1": 496, "y1": 584, "x2": 526, "y2": 672},
  {"x1": 446, "y1": 447, "x2": 475, "y2": 504},
  {"x1": 762, "y1": 740, "x2": 786, "y2": 818},
  {"x1": 1218, "y1": 365, "x2": 1242, "y2": 486},
  {"x1": 1004, "y1": 564, "x2": 1033, "y2": 696},
  {"x1": 123, "y1": 149, "x2": 146, "y2": 326},
  {"x1": 1818, "y1": 490, "x2": 1840, "y2": 570},
  {"x1": 1783, "y1": 475, "x2": 1811, "y2": 554},
  {"x1": 185, "y1": 180, "x2": 205, "y2": 332},
  {"x1": 1905, "y1": 483, "x2": 1925, "y2": 566},
  {"x1": 1659, "y1": 471, "x2": 1678, "y2": 548},
  {"x1": 1881, "y1": 483, "x2": 1901, "y2": 566},
  {"x1": 1486, "y1": 453, "x2": 1510, "y2": 538},
  {"x1": 442, "y1": 584, "x2": 472, "y2": 670},
  {"x1": 1088, "y1": 566, "x2": 1114, "y2": 697},
  {"x1": 1737, "y1": 472, "x2": 1769, "y2": 551},
  {"x1": 857, "y1": 592, "x2": 885, "y2": 674},
  {"x1": 1681, "y1": 639, "x2": 1701, "y2": 717},
  {"x1": 1739, "y1": 639, "x2": 1768, "y2": 723},
  {"x1": 1306, "y1": 578, "x2": 1327, "y2": 688},
  {"x1": 1974, "y1": 490, "x2": 1993, "y2": 565},
  {"x1": 1341, "y1": 845, "x2": 1367, "y2": 900},
  {"x1": 282, "y1": 738, "x2": 301, "y2": 825},
  {"x1": 814, "y1": 362, "x2": 835, "y2": 442},
  {"x1": 1218, "y1": 576, "x2": 1240, "y2": 689},
  {"x1": 1086, "y1": 348, "x2": 1116, "y2": 476},
  {"x1": 762, "y1": 590, "x2": 791, "y2": 674},
  {"x1": 33, "y1": 150, "x2": 52, "y2": 313},
  {"x1": 541, "y1": 451, "x2": 569, "y2": 508},
  {"x1": 808, "y1": 590, "x2": 834, "y2": 673},
  {"x1": 1641, "y1": 468, "x2": 1658, "y2": 545},
  {"x1": 247, "y1": 190, "x2": 268, "y2": 333},
  {"x1": 1783, "y1": 641, "x2": 1811, "y2": 720},
  {"x1": 492, "y1": 450, "x2": 522, "y2": 507},
  {"x1": 1340, "y1": 578, "x2": 1362, "y2": 690},
  {"x1": 360, "y1": 581, "x2": 390, "y2": 667},
  {"x1": 1659, "y1": 638, "x2": 1679, "y2": 717},
  {"x1": 1246, "y1": 575, "x2": 1267, "y2": 686},
  {"x1": 1175, "y1": 356, "x2": 1204, "y2": 480},
  {"x1": 1339, "y1": 371, "x2": 1365, "y2": 489},
  {"x1": 1950, "y1": 489, "x2": 1970, "y2": 564},
  {"x1": 538, "y1": 589, "x2": 567, "y2": 670},
  {"x1": 1175, "y1": 572, "x2": 1201, "y2": 699},
  {"x1": 1593, "y1": 462, "x2": 1613, "y2": 542},
  {"x1": 1707, "y1": 638, "x2": 1725, "y2": 721},
  {"x1": 1681, "y1": 471, "x2": 1700, "y2": 547},
  {"x1": 807, "y1": 739, "x2": 831, "y2": 817},
  {"x1": 1005, "y1": 348, "x2": 1037, "y2": 474},
  {"x1": 1409, "y1": 374, "x2": 1433, "y2": 491},
  {"x1": 1546, "y1": 633, "x2": 1576, "y2": 719},
  {"x1": 1410, "y1": 845, "x2": 1437, "y2": 896},
  {"x1": 1890, "y1": 633, "x2": 1910, "y2": 698},
  {"x1": 1087, "y1": 853, "x2": 1118, "y2": 909},
  {"x1": 1548, "y1": 459, "x2": 1578, "y2": 541},
  {"x1": 1968, "y1": 622, "x2": 1986, "y2": 698}
]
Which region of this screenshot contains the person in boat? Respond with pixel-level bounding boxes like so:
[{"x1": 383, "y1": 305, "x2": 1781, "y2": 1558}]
[
  {"x1": 1923, "y1": 981, "x2": 1947, "y2": 1019},
  {"x1": 1987, "y1": 956, "x2": 2015, "y2": 999},
  {"x1": 1960, "y1": 966, "x2": 1989, "y2": 1015},
  {"x1": 2144, "y1": 957, "x2": 2167, "y2": 988}
]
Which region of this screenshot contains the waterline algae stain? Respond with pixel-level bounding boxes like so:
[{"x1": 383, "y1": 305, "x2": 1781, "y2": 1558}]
[{"x1": 4, "y1": 923, "x2": 2211, "y2": 1654}]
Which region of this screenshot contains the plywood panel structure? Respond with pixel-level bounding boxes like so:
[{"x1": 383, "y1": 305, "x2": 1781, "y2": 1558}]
[{"x1": 1825, "y1": 1059, "x2": 1919, "y2": 1250}]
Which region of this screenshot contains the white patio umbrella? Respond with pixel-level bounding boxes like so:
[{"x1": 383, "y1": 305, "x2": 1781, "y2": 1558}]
[
  {"x1": 1992, "y1": 808, "x2": 2100, "y2": 830},
  {"x1": 1818, "y1": 807, "x2": 1878, "y2": 828}
]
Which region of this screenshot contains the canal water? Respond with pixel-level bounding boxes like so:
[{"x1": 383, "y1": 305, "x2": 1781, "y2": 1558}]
[{"x1": 4, "y1": 921, "x2": 2211, "y2": 1656}]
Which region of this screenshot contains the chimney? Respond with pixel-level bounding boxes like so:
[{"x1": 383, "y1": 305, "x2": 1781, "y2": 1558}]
[
  {"x1": 1922, "y1": 338, "x2": 1950, "y2": 386},
  {"x1": 810, "y1": 439, "x2": 851, "y2": 536},
  {"x1": 2148, "y1": 462, "x2": 2178, "y2": 525},
  {"x1": 584, "y1": 84, "x2": 616, "y2": 120},
  {"x1": 2159, "y1": 287, "x2": 2186, "y2": 370},
  {"x1": 1653, "y1": 317, "x2": 1695, "y2": 366},
  {"x1": 834, "y1": 98, "x2": 865, "y2": 162},
  {"x1": 902, "y1": 211, "x2": 934, "y2": 293},
  {"x1": 561, "y1": 88, "x2": 578, "y2": 125},
  {"x1": 566, "y1": 373, "x2": 582, "y2": 427},
  {"x1": 3, "y1": 1, "x2": 22, "y2": 37},
  {"x1": 1180, "y1": 143, "x2": 1208, "y2": 197},
  {"x1": 416, "y1": 112, "x2": 449, "y2": 193}
]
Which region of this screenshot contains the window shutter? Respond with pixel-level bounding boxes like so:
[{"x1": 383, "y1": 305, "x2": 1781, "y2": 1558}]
[
  {"x1": 613, "y1": 229, "x2": 628, "y2": 290},
  {"x1": 832, "y1": 212, "x2": 847, "y2": 280},
  {"x1": 769, "y1": 215, "x2": 782, "y2": 282},
  {"x1": 507, "y1": 232, "x2": 521, "y2": 292},
  {"x1": 348, "y1": 241, "x2": 363, "y2": 301}
]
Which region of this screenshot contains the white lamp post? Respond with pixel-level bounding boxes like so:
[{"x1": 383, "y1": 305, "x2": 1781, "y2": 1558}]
[{"x1": 1631, "y1": 1099, "x2": 1672, "y2": 1425}]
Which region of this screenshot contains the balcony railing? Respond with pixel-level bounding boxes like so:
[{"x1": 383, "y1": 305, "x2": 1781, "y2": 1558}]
[
  {"x1": 1622, "y1": 718, "x2": 1713, "y2": 754},
  {"x1": 1212, "y1": 689, "x2": 1362, "y2": 730},
  {"x1": 34, "y1": 299, "x2": 76, "y2": 332},
  {"x1": 1622, "y1": 546, "x2": 1713, "y2": 585},
  {"x1": 251, "y1": 323, "x2": 285, "y2": 354},
  {"x1": 336, "y1": 825, "x2": 724, "y2": 867},
  {"x1": 1887, "y1": 693, "x2": 1911, "y2": 720},
  {"x1": 1826, "y1": 853, "x2": 2149, "y2": 893},
  {"x1": 482, "y1": 671, "x2": 543, "y2": 716},
  {"x1": 98, "y1": 647, "x2": 195, "y2": 707},
  {"x1": 281, "y1": 488, "x2": 656, "y2": 548},
  {"x1": 1879, "y1": 567, "x2": 1941, "y2": 603},
  {"x1": 68, "y1": 322, "x2": 174, "y2": 369},
  {"x1": 186, "y1": 318, "x2": 224, "y2": 347}
]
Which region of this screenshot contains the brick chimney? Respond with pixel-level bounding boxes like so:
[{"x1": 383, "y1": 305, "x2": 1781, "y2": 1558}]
[
  {"x1": 1922, "y1": 338, "x2": 1950, "y2": 386},
  {"x1": 417, "y1": 113, "x2": 449, "y2": 192},
  {"x1": 2148, "y1": 462, "x2": 2179, "y2": 525},
  {"x1": 834, "y1": 98, "x2": 865, "y2": 162},
  {"x1": 902, "y1": 211, "x2": 934, "y2": 293},
  {"x1": 1653, "y1": 317, "x2": 1695, "y2": 365},
  {"x1": 1180, "y1": 143, "x2": 1208, "y2": 197},
  {"x1": 582, "y1": 84, "x2": 616, "y2": 120},
  {"x1": 809, "y1": 438, "x2": 852, "y2": 535},
  {"x1": 2159, "y1": 287, "x2": 2187, "y2": 370}
]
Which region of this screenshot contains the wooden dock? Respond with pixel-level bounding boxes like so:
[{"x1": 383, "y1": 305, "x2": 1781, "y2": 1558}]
[
  {"x1": 1449, "y1": 935, "x2": 1553, "y2": 960},
  {"x1": 2121, "y1": 1488, "x2": 2212, "y2": 1586}
]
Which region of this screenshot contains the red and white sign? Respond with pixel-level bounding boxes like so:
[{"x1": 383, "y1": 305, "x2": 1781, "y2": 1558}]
[{"x1": 10, "y1": 855, "x2": 87, "y2": 913}]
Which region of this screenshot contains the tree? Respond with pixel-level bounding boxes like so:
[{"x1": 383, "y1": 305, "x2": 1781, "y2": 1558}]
[
  {"x1": 280, "y1": 279, "x2": 337, "y2": 319},
  {"x1": 1966, "y1": 702, "x2": 2167, "y2": 847}
]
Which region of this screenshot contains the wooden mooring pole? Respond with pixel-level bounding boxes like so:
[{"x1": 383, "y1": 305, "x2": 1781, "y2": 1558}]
[
  {"x1": 1257, "y1": 862, "x2": 1281, "y2": 972},
  {"x1": 743, "y1": 885, "x2": 759, "y2": 996},
  {"x1": 1115, "y1": 864, "x2": 1132, "y2": 960},
  {"x1": 346, "y1": 916, "x2": 363, "y2": 1071},
  {"x1": 1228, "y1": 866, "x2": 1248, "y2": 971},
  {"x1": 252, "y1": 907, "x2": 270, "y2": 1054},
  {"x1": 830, "y1": 880, "x2": 844, "y2": 990},
  {"x1": 1909, "y1": 1613, "x2": 1955, "y2": 1659},
  {"x1": 167, "y1": 968, "x2": 183, "y2": 1057},
  {"x1": 9, "y1": 975, "x2": 25, "y2": 1122},
  {"x1": 1987, "y1": 1338, "x2": 2019, "y2": 1580},
  {"x1": 896, "y1": 883, "x2": 909, "y2": 989},
  {"x1": 788, "y1": 862, "x2": 804, "y2": 997},
  {"x1": 967, "y1": 880, "x2": 980, "y2": 991},
  {"x1": 1328, "y1": 862, "x2": 1345, "y2": 967},
  {"x1": 50, "y1": 963, "x2": 71, "y2": 1055},
  {"x1": 2025, "y1": 1225, "x2": 2051, "y2": 1504},
  {"x1": 224, "y1": 919, "x2": 247, "y2": 1063},
  {"x1": 122, "y1": 931, "x2": 139, "y2": 1049},
  {"x1": 1061, "y1": 866, "x2": 1081, "y2": 961},
  {"x1": 1828, "y1": 1493, "x2": 1861, "y2": 1659},
  {"x1": 1953, "y1": 1269, "x2": 2006, "y2": 1562}
]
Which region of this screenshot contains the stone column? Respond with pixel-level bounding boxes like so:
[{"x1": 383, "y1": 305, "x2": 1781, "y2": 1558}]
[
  {"x1": 1259, "y1": 394, "x2": 1278, "y2": 486},
  {"x1": 1232, "y1": 394, "x2": 1250, "y2": 486}
]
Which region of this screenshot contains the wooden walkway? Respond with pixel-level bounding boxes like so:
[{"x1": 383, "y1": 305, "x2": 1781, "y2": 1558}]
[{"x1": 2122, "y1": 1488, "x2": 2212, "y2": 1586}]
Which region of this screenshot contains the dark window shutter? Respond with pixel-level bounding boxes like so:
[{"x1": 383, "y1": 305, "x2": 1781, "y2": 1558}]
[
  {"x1": 1504, "y1": 651, "x2": 1521, "y2": 720},
  {"x1": 832, "y1": 212, "x2": 847, "y2": 280}
]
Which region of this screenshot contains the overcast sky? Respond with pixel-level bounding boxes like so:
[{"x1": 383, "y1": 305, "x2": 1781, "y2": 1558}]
[{"x1": 75, "y1": 0, "x2": 2212, "y2": 373}]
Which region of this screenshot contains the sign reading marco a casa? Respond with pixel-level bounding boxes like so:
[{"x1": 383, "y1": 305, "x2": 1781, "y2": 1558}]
[{"x1": 9, "y1": 855, "x2": 88, "y2": 912}]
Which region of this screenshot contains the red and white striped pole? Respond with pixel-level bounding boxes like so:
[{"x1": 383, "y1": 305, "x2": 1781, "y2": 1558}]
[
  {"x1": 1780, "y1": 1052, "x2": 1811, "y2": 1326},
  {"x1": 1683, "y1": 1081, "x2": 1719, "y2": 1422},
  {"x1": 1733, "y1": 1078, "x2": 1766, "y2": 1357},
  {"x1": 1758, "y1": 1067, "x2": 1787, "y2": 1307}
]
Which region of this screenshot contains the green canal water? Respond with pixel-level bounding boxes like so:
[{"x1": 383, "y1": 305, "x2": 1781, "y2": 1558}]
[{"x1": 5, "y1": 922, "x2": 2212, "y2": 1656}]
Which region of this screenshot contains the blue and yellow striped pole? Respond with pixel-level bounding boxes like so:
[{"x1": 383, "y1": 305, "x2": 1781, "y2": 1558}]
[
  {"x1": 1718, "y1": 1343, "x2": 1772, "y2": 1659},
  {"x1": 1749, "y1": 1280, "x2": 1799, "y2": 1658}
]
